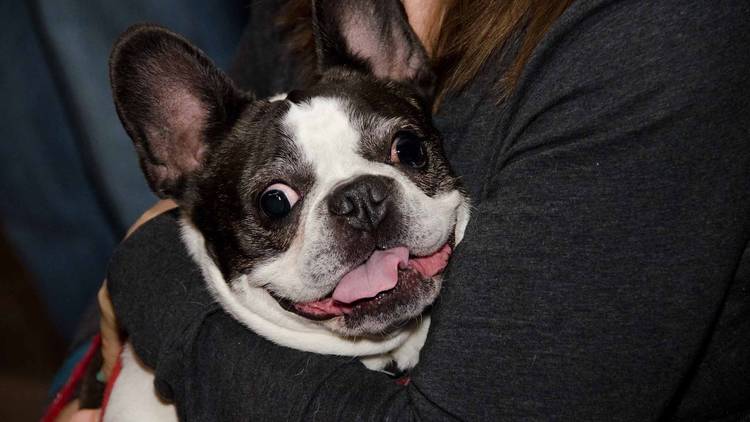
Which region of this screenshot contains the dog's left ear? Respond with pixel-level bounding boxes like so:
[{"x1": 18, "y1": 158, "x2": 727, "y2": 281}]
[
  {"x1": 110, "y1": 24, "x2": 248, "y2": 199},
  {"x1": 313, "y1": 0, "x2": 436, "y2": 101}
]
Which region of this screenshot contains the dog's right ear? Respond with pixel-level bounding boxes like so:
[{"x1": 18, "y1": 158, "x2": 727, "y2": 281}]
[
  {"x1": 312, "y1": 0, "x2": 436, "y2": 102},
  {"x1": 110, "y1": 24, "x2": 248, "y2": 199}
]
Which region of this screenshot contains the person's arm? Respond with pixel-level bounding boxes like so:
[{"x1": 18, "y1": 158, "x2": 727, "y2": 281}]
[{"x1": 108, "y1": 0, "x2": 750, "y2": 420}]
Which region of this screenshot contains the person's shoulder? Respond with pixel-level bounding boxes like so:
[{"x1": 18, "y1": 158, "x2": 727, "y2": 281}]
[
  {"x1": 555, "y1": 0, "x2": 749, "y2": 45},
  {"x1": 539, "y1": 0, "x2": 750, "y2": 78},
  {"x1": 511, "y1": 0, "x2": 750, "y2": 115},
  {"x1": 492, "y1": 0, "x2": 749, "y2": 173}
]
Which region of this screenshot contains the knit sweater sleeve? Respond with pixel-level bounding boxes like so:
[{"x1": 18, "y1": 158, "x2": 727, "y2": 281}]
[{"x1": 107, "y1": 0, "x2": 750, "y2": 420}]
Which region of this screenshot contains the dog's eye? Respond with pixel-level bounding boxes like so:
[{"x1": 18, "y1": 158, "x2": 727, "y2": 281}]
[
  {"x1": 391, "y1": 131, "x2": 427, "y2": 169},
  {"x1": 260, "y1": 183, "x2": 299, "y2": 219}
]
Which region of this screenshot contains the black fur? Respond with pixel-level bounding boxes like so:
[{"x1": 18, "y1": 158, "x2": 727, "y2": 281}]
[
  {"x1": 110, "y1": 24, "x2": 249, "y2": 198},
  {"x1": 109, "y1": 0, "x2": 462, "y2": 333},
  {"x1": 312, "y1": 0, "x2": 436, "y2": 101}
]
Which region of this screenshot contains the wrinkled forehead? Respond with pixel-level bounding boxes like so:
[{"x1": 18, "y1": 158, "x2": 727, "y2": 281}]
[{"x1": 280, "y1": 96, "x2": 403, "y2": 185}]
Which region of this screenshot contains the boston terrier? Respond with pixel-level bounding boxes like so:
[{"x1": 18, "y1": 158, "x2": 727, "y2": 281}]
[{"x1": 104, "y1": 0, "x2": 469, "y2": 420}]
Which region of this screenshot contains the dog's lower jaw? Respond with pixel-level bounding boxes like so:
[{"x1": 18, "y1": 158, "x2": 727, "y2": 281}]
[{"x1": 179, "y1": 216, "x2": 426, "y2": 367}]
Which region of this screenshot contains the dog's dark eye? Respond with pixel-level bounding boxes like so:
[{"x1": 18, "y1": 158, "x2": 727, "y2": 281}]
[
  {"x1": 260, "y1": 183, "x2": 299, "y2": 219},
  {"x1": 391, "y1": 131, "x2": 427, "y2": 168}
]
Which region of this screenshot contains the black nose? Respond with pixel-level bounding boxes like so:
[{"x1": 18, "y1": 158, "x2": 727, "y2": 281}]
[{"x1": 328, "y1": 175, "x2": 393, "y2": 231}]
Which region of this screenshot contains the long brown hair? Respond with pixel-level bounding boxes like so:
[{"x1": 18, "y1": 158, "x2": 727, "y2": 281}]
[{"x1": 277, "y1": 0, "x2": 573, "y2": 104}]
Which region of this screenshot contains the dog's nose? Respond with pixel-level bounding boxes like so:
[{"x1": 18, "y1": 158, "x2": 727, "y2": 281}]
[{"x1": 328, "y1": 175, "x2": 393, "y2": 231}]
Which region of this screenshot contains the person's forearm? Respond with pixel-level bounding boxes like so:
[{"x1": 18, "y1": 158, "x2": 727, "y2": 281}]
[{"x1": 170, "y1": 310, "x2": 417, "y2": 421}]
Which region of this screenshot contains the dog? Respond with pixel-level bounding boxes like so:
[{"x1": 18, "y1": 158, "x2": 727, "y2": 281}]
[{"x1": 103, "y1": 0, "x2": 469, "y2": 420}]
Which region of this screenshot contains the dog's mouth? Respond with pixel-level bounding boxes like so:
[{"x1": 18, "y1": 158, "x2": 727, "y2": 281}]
[{"x1": 272, "y1": 241, "x2": 453, "y2": 322}]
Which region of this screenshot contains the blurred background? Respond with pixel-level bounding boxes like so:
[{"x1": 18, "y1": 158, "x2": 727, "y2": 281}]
[{"x1": 0, "y1": 1, "x2": 247, "y2": 419}]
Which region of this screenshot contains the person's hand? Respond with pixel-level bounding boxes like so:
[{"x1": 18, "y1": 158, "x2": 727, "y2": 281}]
[
  {"x1": 97, "y1": 282, "x2": 120, "y2": 379},
  {"x1": 56, "y1": 199, "x2": 177, "y2": 421}
]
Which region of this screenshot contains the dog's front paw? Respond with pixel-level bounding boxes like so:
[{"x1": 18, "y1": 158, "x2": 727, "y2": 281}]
[
  {"x1": 360, "y1": 354, "x2": 394, "y2": 371},
  {"x1": 389, "y1": 316, "x2": 431, "y2": 371}
]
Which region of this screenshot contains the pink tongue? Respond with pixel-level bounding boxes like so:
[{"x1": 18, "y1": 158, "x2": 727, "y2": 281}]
[
  {"x1": 331, "y1": 244, "x2": 453, "y2": 305},
  {"x1": 294, "y1": 245, "x2": 453, "y2": 317},
  {"x1": 409, "y1": 243, "x2": 452, "y2": 278},
  {"x1": 332, "y1": 247, "x2": 409, "y2": 304}
]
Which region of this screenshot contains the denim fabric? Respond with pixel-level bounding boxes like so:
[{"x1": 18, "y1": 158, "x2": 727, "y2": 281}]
[{"x1": 0, "y1": 1, "x2": 245, "y2": 339}]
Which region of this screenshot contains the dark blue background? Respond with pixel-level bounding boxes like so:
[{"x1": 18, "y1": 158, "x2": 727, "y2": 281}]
[{"x1": 0, "y1": 0, "x2": 246, "y2": 340}]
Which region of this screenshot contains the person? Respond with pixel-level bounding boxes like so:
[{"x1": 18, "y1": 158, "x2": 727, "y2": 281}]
[{"x1": 73, "y1": 0, "x2": 750, "y2": 419}]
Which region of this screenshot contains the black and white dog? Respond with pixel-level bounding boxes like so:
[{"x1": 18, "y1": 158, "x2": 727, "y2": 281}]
[{"x1": 105, "y1": 0, "x2": 469, "y2": 419}]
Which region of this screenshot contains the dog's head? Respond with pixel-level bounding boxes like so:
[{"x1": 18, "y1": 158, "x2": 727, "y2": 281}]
[{"x1": 110, "y1": 0, "x2": 469, "y2": 337}]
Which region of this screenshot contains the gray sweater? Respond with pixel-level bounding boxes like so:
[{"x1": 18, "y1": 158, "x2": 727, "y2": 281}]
[{"x1": 108, "y1": 0, "x2": 750, "y2": 419}]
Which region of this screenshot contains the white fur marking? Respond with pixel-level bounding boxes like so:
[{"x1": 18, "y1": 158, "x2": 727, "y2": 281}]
[
  {"x1": 104, "y1": 343, "x2": 177, "y2": 422},
  {"x1": 252, "y1": 97, "x2": 468, "y2": 302}
]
